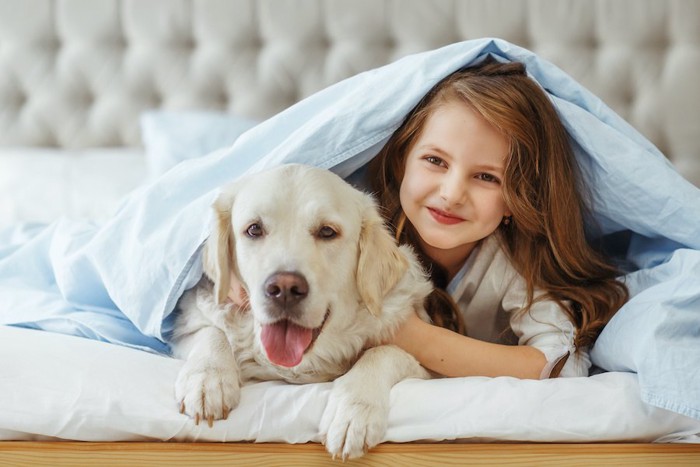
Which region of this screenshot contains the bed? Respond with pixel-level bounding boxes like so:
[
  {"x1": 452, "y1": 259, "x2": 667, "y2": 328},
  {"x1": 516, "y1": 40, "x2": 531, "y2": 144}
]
[{"x1": 1, "y1": 0, "x2": 700, "y2": 465}]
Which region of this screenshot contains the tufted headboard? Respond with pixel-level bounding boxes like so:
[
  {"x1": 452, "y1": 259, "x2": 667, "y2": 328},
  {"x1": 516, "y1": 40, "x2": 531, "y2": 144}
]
[{"x1": 1, "y1": 0, "x2": 699, "y2": 186}]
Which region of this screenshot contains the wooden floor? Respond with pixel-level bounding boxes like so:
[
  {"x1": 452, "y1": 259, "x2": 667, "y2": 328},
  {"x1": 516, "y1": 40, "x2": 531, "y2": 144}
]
[{"x1": 1, "y1": 442, "x2": 700, "y2": 466}]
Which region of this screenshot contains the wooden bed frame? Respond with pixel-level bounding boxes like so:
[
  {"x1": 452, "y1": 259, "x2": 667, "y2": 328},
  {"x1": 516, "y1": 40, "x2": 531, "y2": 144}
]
[{"x1": 2, "y1": 441, "x2": 700, "y2": 466}]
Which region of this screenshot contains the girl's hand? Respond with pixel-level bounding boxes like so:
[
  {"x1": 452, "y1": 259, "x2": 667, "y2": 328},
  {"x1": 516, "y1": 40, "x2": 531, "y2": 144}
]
[{"x1": 227, "y1": 271, "x2": 249, "y2": 308}]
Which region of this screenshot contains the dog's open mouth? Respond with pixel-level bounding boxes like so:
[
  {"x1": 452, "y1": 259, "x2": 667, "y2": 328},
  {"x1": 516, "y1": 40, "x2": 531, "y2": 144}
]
[{"x1": 260, "y1": 309, "x2": 330, "y2": 368}]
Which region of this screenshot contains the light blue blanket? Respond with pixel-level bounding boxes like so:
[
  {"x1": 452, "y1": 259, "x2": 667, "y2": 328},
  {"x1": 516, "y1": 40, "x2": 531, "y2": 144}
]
[{"x1": 1, "y1": 39, "x2": 699, "y2": 420}]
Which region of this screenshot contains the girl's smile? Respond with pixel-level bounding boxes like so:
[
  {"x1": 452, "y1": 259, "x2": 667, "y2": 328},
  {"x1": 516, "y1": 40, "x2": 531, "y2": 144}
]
[{"x1": 427, "y1": 207, "x2": 465, "y2": 225}]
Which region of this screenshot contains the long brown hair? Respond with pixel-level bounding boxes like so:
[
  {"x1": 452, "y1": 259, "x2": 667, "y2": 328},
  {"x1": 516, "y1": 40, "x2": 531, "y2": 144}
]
[{"x1": 369, "y1": 58, "x2": 628, "y2": 349}]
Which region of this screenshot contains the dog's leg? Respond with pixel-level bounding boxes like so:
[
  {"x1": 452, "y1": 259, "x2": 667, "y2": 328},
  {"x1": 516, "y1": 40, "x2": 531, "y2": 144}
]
[
  {"x1": 320, "y1": 345, "x2": 430, "y2": 460},
  {"x1": 174, "y1": 326, "x2": 241, "y2": 427}
]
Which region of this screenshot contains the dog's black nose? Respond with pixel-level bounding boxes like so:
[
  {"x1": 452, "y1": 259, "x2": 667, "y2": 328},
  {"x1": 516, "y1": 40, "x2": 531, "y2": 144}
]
[{"x1": 264, "y1": 272, "x2": 309, "y2": 308}]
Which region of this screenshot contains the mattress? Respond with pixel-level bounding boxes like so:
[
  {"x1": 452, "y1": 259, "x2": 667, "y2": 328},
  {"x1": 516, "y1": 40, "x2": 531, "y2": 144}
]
[{"x1": 2, "y1": 325, "x2": 698, "y2": 444}]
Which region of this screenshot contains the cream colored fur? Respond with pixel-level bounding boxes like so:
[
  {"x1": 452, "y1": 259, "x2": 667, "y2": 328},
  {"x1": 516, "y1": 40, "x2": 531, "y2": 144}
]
[{"x1": 170, "y1": 164, "x2": 432, "y2": 459}]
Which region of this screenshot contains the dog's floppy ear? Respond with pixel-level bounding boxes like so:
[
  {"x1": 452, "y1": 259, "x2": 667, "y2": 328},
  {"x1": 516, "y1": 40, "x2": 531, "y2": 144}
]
[
  {"x1": 203, "y1": 187, "x2": 239, "y2": 305},
  {"x1": 356, "y1": 197, "x2": 408, "y2": 316}
]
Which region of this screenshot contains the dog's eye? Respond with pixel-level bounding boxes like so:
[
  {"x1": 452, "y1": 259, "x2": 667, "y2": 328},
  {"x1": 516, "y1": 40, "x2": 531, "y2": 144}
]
[
  {"x1": 317, "y1": 225, "x2": 338, "y2": 240},
  {"x1": 246, "y1": 223, "x2": 264, "y2": 238}
]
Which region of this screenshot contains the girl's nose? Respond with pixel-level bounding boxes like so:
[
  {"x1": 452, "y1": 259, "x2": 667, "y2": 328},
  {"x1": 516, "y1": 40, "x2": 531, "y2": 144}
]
[{"x1": 439, "y1": 173, "x2": 467, "y2": 206}]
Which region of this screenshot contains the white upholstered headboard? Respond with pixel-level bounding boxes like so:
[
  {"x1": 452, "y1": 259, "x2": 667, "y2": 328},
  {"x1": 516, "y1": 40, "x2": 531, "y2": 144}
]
[{"x1": 1, "y1": 0, "x2": 699, "y2": 186}]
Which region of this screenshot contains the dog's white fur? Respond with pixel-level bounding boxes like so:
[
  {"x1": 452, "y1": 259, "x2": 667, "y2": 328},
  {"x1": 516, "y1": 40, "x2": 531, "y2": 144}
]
[{"x1": 170, "y1": 164, "x2": 432, "y2": 459}]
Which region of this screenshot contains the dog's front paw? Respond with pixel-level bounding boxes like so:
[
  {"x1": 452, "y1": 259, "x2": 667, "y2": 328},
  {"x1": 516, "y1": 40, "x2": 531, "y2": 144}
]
[
  {"x1": 320, "y1": 383, "x2": 388, "y2": 460},
  {"x1": 175, "y1": 358, "x2": 240, "y2": 427}
]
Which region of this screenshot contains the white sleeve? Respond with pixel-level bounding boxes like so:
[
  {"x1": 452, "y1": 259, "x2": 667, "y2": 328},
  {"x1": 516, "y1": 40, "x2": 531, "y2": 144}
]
[{"x1": 502, "y1": 274, "x2": 591, "y2": 378}]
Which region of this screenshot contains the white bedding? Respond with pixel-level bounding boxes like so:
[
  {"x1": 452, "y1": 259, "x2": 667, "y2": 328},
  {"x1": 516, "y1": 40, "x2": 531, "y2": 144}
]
[
  {"x1": 2, "y1": 325, "x2": 699, "y2": 444},
  {"x1": 0, "y1": 111, "x2": 253, "y2": 228},
  {"x1": 0, "y1": 148, "x2": 146, "y2": 227}
]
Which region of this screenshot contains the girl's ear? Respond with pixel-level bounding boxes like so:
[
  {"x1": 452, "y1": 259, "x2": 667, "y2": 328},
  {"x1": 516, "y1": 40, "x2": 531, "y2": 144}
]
[
  {"x1": 203, "y1": 187, "x2": 239, "y2": 305},
  {"x1": 356, "y1": 196, "x2": 408, "y2": 316}
]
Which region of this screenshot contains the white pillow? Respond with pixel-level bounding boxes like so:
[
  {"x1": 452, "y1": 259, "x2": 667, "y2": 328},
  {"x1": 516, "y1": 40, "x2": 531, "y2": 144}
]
[
  {"x1": 0, "y1": 148, "x2": 147, "y2": 227},
  {"x1": 140, "y1": 111, "x2": 259, "y2": 179}
]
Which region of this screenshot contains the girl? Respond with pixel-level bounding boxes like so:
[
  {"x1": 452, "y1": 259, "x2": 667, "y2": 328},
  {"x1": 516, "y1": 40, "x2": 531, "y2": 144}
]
[
  {"x1": 230, "y1": 58, "x2": 629, "y2": 380},
  {"x1": 369, "y1": 58, "x2": 628, "y2": 379}
]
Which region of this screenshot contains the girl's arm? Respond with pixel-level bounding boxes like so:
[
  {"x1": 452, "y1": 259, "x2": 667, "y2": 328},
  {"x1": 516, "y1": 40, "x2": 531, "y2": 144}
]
[{"x1": 390, "y1": 312, "x2": 547, "y2": 379}]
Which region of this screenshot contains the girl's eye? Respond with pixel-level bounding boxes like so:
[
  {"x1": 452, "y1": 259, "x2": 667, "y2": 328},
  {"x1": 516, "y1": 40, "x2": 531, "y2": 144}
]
[
  {"x1": 425, "y1": 155, "x2": 446, "y2": 167},
  {"x1": 477, "y1": 173, "x2": 500, "y2": 184},
  {"x1": 317, "y1": 225, "x2": 338, "y2": 240},
  {"x1": 246, "y1": 223, "x2": 264, "y2": 238}
]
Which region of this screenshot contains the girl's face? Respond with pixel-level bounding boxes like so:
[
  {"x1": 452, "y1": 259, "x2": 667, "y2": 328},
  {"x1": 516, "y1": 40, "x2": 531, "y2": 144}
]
[{"x1": 399, "y1": 99, "x2": 511, "y2": 276}]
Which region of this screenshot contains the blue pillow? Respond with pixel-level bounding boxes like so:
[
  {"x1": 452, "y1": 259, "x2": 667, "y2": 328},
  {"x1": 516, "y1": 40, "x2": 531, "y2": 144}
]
[{"x1": 140, "y1": 111, "x2": 259, "y2": 178}]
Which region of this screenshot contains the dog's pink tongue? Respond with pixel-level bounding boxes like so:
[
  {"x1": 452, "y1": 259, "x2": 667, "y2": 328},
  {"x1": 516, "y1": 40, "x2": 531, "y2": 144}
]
[{"x1": 261, "y1": 320, "x2": 313, "y2": 367}]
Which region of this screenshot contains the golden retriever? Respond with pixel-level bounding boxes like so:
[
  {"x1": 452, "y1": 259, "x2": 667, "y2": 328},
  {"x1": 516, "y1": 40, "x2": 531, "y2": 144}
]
[{"x1": 170, "y1": 164, "x2": 431, "y2": 459}]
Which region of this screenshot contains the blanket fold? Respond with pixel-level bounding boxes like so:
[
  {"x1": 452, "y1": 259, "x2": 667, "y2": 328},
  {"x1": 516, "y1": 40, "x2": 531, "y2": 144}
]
[{"x1": 1, "y1": 38, "x2": 699, "y2": 420}]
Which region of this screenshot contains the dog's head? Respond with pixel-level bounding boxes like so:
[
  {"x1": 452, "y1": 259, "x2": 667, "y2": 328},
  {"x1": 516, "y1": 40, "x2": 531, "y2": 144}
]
[{"x1": 203, "y1": 164, "x2": 409, "y2": 368}]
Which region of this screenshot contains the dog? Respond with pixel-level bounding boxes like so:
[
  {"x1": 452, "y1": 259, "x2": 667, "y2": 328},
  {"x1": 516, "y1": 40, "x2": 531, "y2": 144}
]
[{"x1": 170, "y1": 163, "x2": 432, "y2": 459}]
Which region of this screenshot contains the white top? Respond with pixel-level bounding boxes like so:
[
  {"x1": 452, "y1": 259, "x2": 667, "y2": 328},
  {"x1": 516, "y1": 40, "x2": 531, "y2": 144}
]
[{"x1": 447, "y1": 235, "x2": 591, "y2": 378}]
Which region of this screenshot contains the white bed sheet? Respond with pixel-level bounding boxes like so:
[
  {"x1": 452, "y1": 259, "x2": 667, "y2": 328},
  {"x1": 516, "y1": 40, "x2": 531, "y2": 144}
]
[{"x1": 2, "y1": 325, "x2": 699, "y2": 444}]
